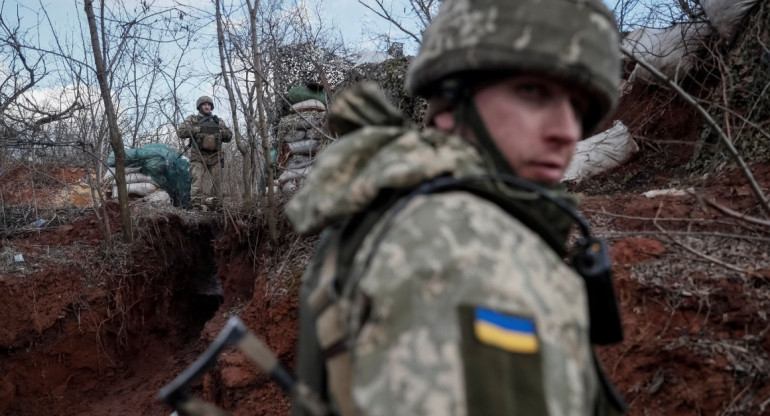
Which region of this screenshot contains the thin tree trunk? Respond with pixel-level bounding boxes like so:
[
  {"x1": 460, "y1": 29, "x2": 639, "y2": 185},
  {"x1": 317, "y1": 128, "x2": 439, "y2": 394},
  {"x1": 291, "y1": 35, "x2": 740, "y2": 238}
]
[
  {"x1": 215, "y1": 0, "x2": 253, "y2": 210},
  {"x1": 247, "y1": 0, "x2": 278, "y2": 242},
  {"x1": 83, "y1": 0, "x2": 132, "y2": 242}
]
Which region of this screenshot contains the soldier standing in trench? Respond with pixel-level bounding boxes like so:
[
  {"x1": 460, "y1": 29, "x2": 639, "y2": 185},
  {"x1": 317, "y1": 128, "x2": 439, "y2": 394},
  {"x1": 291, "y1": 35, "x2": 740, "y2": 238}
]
[
  {"x1": 178, "y1": 96, "x2": 233, "y2": 211},
  {"x1": 286, "y1": 0, "x2": 627, "y2": 414}
]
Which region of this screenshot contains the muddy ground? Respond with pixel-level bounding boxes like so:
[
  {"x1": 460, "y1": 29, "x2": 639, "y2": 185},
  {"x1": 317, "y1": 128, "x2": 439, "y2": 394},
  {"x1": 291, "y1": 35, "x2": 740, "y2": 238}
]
[{"x1": 1, "y1": 84, "x2": 769, "y2": 415}]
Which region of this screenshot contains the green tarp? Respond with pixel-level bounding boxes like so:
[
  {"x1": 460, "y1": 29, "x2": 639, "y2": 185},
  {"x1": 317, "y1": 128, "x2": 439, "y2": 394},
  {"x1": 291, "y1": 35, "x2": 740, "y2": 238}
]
[
  {"x1": 288, "y1": 85, "x2": 326, "y2": 105},
  {"x1": 108, "y1": 143, "x2": 191, "y2": 207}
]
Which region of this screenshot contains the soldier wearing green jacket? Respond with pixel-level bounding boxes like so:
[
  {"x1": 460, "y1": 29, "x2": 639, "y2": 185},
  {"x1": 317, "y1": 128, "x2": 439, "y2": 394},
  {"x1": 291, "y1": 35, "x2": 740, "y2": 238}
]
[
  {"x1": 178, "y1": 96, "x2": 232, "y2": 211},
  {"x1": 286, "y1": 0, "x2": 625, "y2": 414}
]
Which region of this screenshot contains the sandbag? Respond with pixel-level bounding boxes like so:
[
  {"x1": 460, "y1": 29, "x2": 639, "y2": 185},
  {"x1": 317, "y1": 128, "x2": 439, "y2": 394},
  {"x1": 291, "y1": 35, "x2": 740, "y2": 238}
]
[
  {"x1": 103, "y1": 166, "x2": 142, "y2": 182},
  {"x1": 142, "y1": 189, "x2": 172, "y2": 204},
  {"x1": 112, "y1": 182, "x2": 159, "y2": 197},
  {"x1": 283, "y1": 130, "x2": 307, "y2": 144},
  {"x1": 104, "y1": 171, "x2": 158, "y2": 187},
  {"x1": 563, "y1": 121, "x2": 639, "y2": 183},
  {"x1": 701, "y1": 0, "x2": 758, "y2": 40},
  {"x1": 276, "y1": 112, "x2": 327, "y2": 146},
  {"x1": 284, "y1": 155, "x2": 313, "y2": 170},
  {"x1": 291, "y1": 99, "x2": 326, "y2": 113},
  {"x1": 289, "y1": 139, "x2": 320, "y2": 155},
  {"x1": 622, "y1": 23, "x2": 709, "y2": 84},
  {"x1": 278, "y1": 167, "x2": 311, "y2": 184},
  {"x1": 281, "y1": 181, "x2": 298, "y2": 193}
]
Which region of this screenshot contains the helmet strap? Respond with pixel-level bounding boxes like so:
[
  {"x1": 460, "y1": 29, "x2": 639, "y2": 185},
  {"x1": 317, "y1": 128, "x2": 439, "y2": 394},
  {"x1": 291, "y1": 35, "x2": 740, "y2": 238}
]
[{"x1": 452, "y1": 90, "x2": 516, "y2": 178}]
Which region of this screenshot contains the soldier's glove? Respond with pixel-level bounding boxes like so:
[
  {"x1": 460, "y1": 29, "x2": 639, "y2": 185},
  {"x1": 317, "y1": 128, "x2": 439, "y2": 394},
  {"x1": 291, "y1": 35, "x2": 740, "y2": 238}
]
[{"x1": 193, "y1": 126, "x2": 201, "y2": 134}]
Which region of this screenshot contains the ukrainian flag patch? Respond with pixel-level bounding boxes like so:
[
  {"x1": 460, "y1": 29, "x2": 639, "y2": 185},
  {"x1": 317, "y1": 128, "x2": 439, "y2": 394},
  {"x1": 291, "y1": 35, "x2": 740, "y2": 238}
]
[{"x1": 473, "y1": 307, "x2": 539, "y2": 354}]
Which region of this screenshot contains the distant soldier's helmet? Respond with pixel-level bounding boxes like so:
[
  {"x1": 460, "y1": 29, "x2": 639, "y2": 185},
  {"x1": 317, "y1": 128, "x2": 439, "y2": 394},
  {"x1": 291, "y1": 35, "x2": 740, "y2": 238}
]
[
  {"x1": 405, "y1": 0, "x2": 621, "y2": 133},
  {"x1": 196, "y1": 96, "x2": 214, "y2": 111}
]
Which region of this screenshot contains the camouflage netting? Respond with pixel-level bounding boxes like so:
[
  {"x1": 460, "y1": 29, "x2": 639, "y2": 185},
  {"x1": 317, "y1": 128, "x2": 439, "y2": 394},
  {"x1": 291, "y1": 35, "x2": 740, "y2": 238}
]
[
  {"x1": 270, "y1": 43, "x2": 353, "y2": 117},
  {"x1": 335, "y1": 56, "x2": 427, "y2": 126},
  {"x1": 692, "y1": 1, "x2": 770, "y2": 168}
]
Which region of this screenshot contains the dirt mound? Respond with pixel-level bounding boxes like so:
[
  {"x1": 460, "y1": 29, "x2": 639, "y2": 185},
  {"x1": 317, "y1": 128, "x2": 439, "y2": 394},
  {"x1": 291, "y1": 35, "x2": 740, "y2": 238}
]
[{"x1": 0, "y1": 164, "x2": 95, "y2": 210}]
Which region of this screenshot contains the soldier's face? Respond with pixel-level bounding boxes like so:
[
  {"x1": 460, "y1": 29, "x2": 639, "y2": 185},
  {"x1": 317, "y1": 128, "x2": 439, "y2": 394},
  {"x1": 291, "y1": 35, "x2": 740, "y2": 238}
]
[
  {"x1": 200, "y1": 103, "x2": 212, "y2": 114},
  {"x1": 473, "y1": 74, "x2": 585, "y2": 184}
]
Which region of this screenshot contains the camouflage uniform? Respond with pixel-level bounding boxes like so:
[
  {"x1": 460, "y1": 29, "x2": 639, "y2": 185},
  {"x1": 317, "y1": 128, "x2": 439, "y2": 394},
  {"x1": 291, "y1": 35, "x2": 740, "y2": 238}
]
[
  {"x1": 287, "y1": 0, "x2": 623, "y2": 415},
  {"x1": 178, "y1": 96, "x2": 233, "y2": 210}
]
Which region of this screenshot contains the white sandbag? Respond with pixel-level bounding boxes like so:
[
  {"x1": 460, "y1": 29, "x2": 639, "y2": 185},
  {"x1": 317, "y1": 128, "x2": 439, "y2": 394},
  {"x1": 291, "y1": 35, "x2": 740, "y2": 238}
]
[
  {"x1": 283, "y1": 129, "x2": 307, "y2": 144},
  {"x1": 103, "y1": 166, "x2": 142, "y2": 182},
  {"x1": 142, "y1": 189, "x2": 171, "y2": 205},
  {"x1": 105, "y1": 172, "x2": 159, "y2": 187},
  {"x1": 289, "y1": 139, "x2": 320, "y2": 155},
  {"x1": 284, "y1": 155, "x2": 313, "y2": 170},
  {"x1": 701, "y1": 0, "x2": 758, "y2": 40},
  {"x1": 277, "y1": 166, "x2": 311, "y2": 184},
  {"x1": 563, "y1": 121, "x2": 639, "y2": 183},
  {"x1": 127, "y1": 172, "x2": 157, "y2": 184},
  {"x1": 291, "y1": 99, "x2": 326, "y2": 113},
  {"x1": 112, "y1": 181, "x2": 159, "y2": 197},
  {"x1": 622, "y1": 23, "x2": 709, "y2": 84},
  {"x1": 281, "y1": 181, "x2": 298, "y2": 193}
]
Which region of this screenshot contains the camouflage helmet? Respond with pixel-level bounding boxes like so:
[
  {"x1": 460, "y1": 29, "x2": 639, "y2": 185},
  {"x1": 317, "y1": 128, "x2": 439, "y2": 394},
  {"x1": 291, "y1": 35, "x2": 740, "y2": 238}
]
[
  {"x1": 405, "y1": 0, "x2": 621, "y2": 133},
  {"x1": 196, "y1": 96, "x2": 214, "y2": 111}
]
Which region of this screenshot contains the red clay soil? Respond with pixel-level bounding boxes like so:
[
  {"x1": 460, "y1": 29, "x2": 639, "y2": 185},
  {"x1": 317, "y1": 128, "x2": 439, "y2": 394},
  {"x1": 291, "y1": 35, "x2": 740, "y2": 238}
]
[
  {"x1": 1, "y1": 82, "x2": 770, "y2": 415},
  {"x1": 584, "y1": 164, "x2": 770, "y2": 415}
]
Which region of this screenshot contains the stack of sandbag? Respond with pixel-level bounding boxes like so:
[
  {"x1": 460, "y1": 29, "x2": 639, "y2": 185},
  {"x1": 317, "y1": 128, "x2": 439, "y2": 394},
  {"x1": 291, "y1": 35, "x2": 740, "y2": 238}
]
[
  {"x1": 104, "y1": 166, "x2": 171, "y2": 204},
  {"x1": 106, "y1": 143, "x2": 191, "y2": 207},
  {"x1": 273, "y1": 85, "x2": 329, "y2": 193},
  {"x1": 107, "y1": 143, "x2": 190, "y2": 207}
]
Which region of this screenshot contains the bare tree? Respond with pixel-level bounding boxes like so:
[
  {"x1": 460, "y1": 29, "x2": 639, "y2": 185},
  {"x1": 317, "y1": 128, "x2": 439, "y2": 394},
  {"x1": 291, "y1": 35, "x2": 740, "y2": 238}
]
[
  {"x1": 0, "y1": 6, "x2": 85, "y2": 159},
  {"x1": 83, "y1": 0, "x2": 132, "y2": 243},
  {"x1": 247, "y1": 0, "x2": 279, "y2": 242},
  {"x1": 215, "y1": 0, "x2": 257, "y2": 213}
]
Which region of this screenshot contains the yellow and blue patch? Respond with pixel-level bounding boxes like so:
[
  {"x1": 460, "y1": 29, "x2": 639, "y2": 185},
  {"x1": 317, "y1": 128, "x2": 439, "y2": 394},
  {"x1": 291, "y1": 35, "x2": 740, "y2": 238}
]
[{"x1": 473, "y1": 307, "x2": 539, "y2": 354}]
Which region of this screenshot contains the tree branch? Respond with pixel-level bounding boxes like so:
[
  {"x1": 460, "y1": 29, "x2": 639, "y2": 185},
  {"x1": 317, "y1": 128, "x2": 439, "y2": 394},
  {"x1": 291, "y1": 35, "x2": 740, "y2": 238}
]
[{"x1": 357, "y1": 0, "x2": 422, "y2": 45}]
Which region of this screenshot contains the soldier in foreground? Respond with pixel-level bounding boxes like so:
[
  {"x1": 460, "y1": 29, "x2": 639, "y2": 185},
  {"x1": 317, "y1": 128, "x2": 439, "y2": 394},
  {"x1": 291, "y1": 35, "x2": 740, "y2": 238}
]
[
  {"x1": 178, "y1": 96, "x2": 232, "y2": 211},
  {"x1": 286, "y1": 0, "x2": 626, "y2": 414}
]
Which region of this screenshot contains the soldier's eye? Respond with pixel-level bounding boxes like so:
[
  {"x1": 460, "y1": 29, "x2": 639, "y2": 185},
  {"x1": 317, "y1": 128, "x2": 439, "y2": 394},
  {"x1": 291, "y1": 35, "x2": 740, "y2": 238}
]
[{"x1": 516, "y1": 83, "x2": 545, "y2": 95}]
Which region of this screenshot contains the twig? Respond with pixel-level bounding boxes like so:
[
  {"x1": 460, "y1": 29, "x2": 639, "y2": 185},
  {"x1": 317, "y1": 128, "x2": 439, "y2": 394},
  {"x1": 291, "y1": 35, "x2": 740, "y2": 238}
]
[
  {"x1": 585, "y1": 208, "x2": 737, "y2": 225},
  {"x1": 621, "y1": 46, "x2": 770, "y2": 217},
  {"x1": 690, "y1": 192, "x2": 770, "y2": 228},
  {"x1": 718, "y1": 382, "x2": 753, "y2": 416},
  {"x1": 652, "y1": 203, "x2": 762, "y2": 278}
]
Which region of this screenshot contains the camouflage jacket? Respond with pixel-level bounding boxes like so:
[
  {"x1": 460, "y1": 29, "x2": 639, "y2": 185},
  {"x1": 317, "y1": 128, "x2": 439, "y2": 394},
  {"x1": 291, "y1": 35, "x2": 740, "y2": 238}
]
[
  {"x1": 178, "y1": 112, "x2": 233, "y2": 163},
  {"x1": 286, "y1": 82, "x2": 617, "y2": 416}
]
